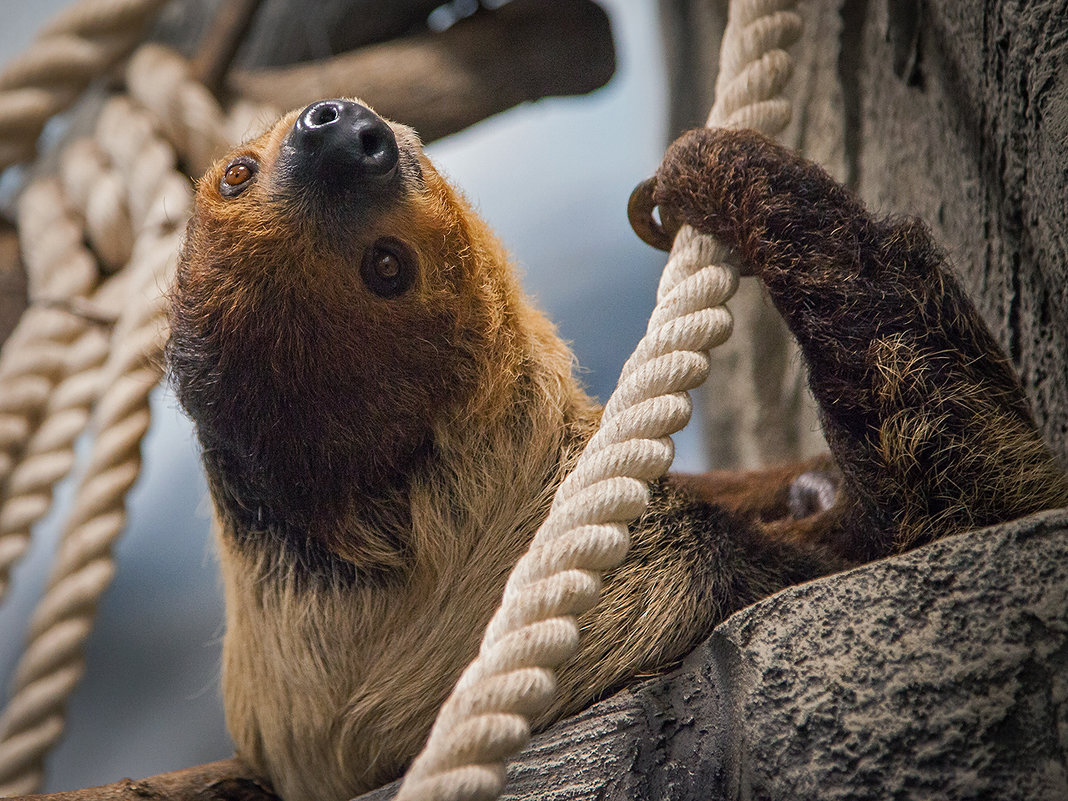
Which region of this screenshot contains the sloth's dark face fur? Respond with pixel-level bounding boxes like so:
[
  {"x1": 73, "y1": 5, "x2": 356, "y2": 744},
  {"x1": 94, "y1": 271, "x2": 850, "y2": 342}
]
[{"x1": 169, "y1": 100, "x2": 580, "y2": 572}]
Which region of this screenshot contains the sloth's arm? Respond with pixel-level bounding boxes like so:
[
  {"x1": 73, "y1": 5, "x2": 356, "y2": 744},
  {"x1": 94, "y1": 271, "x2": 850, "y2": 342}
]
[{"x1": 652, "y1": 128, "x2": 1068, "y2": 560}]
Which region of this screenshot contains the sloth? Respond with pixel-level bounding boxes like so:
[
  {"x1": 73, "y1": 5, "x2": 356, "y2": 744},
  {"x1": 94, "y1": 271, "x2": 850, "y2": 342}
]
[{"x1": 166, "y1": 99, "x2": 1068, "y2": 801}]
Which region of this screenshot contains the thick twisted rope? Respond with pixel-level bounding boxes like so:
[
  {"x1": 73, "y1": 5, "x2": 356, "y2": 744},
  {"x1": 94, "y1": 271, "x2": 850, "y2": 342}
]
[
  {"x1": 0, "y1": 0, "x2": 169, "y2": 170},
  {"x1": 0, "y1": 181, "x2": 101, "y2": 603},
  {"x1": 395, "y1": 1, "x2": 801, "y2": 799},
  {"x1": 125, "y1": 44, "x2": 233, "y2": 176},
  {"x1": 0, "y1": 0, "x2": 171, "y2": 597},
  {"x1": 0, "y1": 44, "x2": 231, "y2": 793},
  {"x1": 0, "y1": 108, "x2": 147, "y2": 607},
  {"x1": 0, "y1": 226, "x2": 184, "y2": 797}
]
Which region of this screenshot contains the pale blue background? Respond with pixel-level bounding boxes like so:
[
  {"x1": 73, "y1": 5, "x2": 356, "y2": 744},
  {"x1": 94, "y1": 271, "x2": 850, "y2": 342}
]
[{"x1": 0, "y1": 0, "x2": 707, "y2": 790}]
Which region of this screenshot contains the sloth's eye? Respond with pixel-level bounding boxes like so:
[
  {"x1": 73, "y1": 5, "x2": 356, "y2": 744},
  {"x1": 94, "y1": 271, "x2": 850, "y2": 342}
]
[
  {"x1": 220, "y1": 157, "x2": 257, "y2": 197},
  {"x1": 361, "y1": 238, "x2": 416, "y2": 298}
]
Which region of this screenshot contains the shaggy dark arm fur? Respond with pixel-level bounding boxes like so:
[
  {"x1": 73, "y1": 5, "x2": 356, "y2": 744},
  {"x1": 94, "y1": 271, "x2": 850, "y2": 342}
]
[{"x1": 652, "y1": 128, "x2": 1068, "y2": 560}]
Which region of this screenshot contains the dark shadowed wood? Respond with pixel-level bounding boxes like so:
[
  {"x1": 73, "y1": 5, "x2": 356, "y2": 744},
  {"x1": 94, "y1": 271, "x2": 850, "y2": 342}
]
[
  {"x1": 225, "y1": 0, "x2": 616, "y2": 141},
  {"x1": 190, "y1": 0, "x2": 268, "y2": 96},
  {"x1": 12, "y1": 760, "x2": 277, "y2": 801},
  {"x1": 152, "y1": 0, "x2": 446, "y2": 68}
]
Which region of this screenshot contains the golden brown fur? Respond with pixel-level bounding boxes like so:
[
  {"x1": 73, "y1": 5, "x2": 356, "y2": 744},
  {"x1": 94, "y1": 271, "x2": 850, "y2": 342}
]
[{"x1": 168, "y1": 109, "x2": 1068, "y2": 801}]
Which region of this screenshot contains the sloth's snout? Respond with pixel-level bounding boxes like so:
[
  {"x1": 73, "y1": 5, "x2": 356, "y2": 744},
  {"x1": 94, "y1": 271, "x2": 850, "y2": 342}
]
[{"x1": 282, "y1": 99, "x2": 400, "y2": 189}]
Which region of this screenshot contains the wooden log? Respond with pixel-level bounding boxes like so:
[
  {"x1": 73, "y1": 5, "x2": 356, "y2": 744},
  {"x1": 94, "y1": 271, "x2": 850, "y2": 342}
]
[
  {"x1": 361, "y1": 508, "x2": 1068, "y2": 800},
  {"x1": 10, "y1": 760, "x2": 276, "y2": 801},
  {"x1": 225, "y1": 0, "x2": 616, "y2": 141},
  {"x1": 6, "y1": 508, "x2": 1067, "y2": 801}
]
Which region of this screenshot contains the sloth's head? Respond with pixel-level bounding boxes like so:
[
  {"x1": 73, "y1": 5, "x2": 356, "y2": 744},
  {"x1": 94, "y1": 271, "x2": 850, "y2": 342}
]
[{"x1": 168, "y1": 99, "x2": 567, "y2": 568}]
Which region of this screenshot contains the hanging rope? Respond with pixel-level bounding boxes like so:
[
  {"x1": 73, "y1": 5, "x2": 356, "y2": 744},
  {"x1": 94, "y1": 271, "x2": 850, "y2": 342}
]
[
  {"x1": 0, "y1": 41, "x2": 240, "y2": 796},
  {"x1": 0, "y1": 182, "x2": 101, "y2": 603},
  {"x1": 394, "y1": 1, "x2": 801, "y2": 799}
]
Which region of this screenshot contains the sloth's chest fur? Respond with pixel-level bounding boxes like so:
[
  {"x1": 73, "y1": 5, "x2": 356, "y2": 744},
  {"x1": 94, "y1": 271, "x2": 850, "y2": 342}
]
[
  {"x1": 213, "y1": 468, "x2": 837, "y2": 801},
  {"x1": 217, "y1": 529, "x2": 522, "y2": 801}
]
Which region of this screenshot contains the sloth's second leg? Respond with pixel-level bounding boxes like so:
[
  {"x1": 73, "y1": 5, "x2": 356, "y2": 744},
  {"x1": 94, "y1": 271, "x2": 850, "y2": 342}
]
[
  {"x1": 670, "y1": 455, "x2": 841, "y2": 532},
  {"x1": 652, "y1": 128, "x2": 1068, "y2": 561}
]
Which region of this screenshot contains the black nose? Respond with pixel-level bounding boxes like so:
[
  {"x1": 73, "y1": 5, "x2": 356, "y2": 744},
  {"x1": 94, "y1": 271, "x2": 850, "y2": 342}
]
[{"x1": 285, "y1": 100, "x2": 400, "y2": 186}]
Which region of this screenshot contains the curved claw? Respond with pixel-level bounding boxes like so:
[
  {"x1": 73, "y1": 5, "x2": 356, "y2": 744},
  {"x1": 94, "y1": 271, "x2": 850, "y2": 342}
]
[{"x1": 628, "y1": 176, "x2": 682, "y2": 251}]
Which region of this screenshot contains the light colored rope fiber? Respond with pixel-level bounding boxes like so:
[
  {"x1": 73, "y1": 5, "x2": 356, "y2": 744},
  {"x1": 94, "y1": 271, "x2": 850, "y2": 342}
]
[
  {"x1": 0, "y1": 180, "x2": 101, "y2": 603},
  {"x1": 0, "y1": 0, "x2": 170, "y2": 593},
  {"x1": 60, "y1": 138, "x2": 135, "y2": 273},
  {"x1": 395, "y1": 1, "x2": 801, "y2": 799},
  {"x1": 0, "y1": 44, "x2": 230, "y2": 793},
  {"x1": 125, "y1": 44, "x2": 233, "y2": 176},
  {"x1": 0, "y1": 0, "x2": 169, "y2": 171},
  {"x1": 0, "y1": 227, "x2": 183, "y2": 797},
  {"x1": 0, "y1": 112, "x2": 144, "y2": 606}
]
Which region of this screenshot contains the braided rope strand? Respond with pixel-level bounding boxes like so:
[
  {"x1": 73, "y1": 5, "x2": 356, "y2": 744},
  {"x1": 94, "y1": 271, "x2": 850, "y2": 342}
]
[
  {"x1": 0, "y1": 85, "x2": 150, "y2": 607},
  {"x1": 0, "y1": 224, "x2": 187, "y2": 798},
  {"x1": 0, "y1": 0, "x2": 169, "y2": 170},
  {"x1": 0, "y1": 53, "x2": 216, "y2": 789},
  {"x1": 395, "y1": 1, "x2": 801, "y2": 798},
  {"x1": 0, "y1": 180, "x2": 101, "y2": 603}
]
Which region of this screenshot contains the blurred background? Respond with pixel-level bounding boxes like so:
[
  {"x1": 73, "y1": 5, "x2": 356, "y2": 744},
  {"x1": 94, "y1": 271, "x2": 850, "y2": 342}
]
[{"x1": 0, "y1": 0, "x2": 709, "y2": 790}]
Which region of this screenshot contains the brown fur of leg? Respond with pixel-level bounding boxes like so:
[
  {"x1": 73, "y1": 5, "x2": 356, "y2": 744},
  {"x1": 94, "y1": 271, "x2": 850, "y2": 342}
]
[
  {"x1": 668, "y1": 455, "x2": 847, "y2": 554},
  {"x1": 669, "y1": 455, "x2": 836, "y2": 522},
  {"x1": 653, "y1": 128, "x2": 1068, "y2": 560}
]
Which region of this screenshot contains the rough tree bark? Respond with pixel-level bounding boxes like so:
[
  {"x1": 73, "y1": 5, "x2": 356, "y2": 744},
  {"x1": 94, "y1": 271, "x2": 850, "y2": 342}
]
[
  {"x1": 13, "y1": 760, "x2": 277, "y2": 801},
  {"x1": 359, "y1": 509, "x2": 1068, "y2": 801}
]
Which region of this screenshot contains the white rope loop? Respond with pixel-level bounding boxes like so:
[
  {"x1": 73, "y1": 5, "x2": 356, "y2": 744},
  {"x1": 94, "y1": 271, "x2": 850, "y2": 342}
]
[{"x1": 395, "y1": 1, "x2": 801, "y2": 799}]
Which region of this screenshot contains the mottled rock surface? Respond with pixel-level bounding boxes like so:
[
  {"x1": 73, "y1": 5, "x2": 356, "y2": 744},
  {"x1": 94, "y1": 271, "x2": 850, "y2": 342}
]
[
  {"x1": 716, "y1": 507, "x2": 1068, "y2": 801},
  {"x1": 362, "y1": 507, "x2": 1068, "y2": 800}
]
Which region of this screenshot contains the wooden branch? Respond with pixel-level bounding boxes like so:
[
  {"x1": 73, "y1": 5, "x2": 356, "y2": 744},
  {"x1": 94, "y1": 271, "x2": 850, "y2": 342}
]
[
  {"x1": 226, "y1": 0, "x2": 616, "y2": 142},
  {"x1": 153, "y1": 0, "x2": 449, "y2": 70},
  {"x1": 190, "y1": 0, "x2": 268, "y2": 97},
  {"x1": 11, "y1": 759, "x2": 277, "y2": 801}
]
